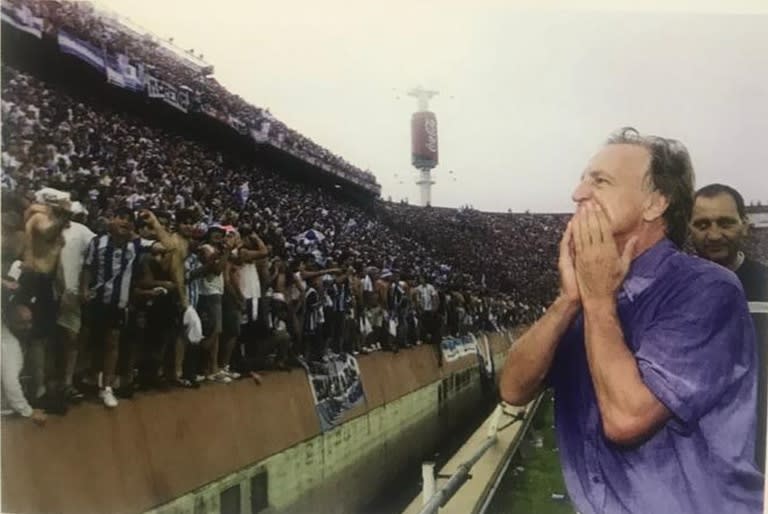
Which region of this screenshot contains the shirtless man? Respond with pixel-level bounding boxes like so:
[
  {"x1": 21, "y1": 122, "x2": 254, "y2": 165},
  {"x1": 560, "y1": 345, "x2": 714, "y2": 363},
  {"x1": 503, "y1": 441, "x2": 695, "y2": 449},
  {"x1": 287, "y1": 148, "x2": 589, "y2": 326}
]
[
  {"x1": 17, "y1": 191, "x2": 71, "y2": 407},
  {"x1": 140, "y1": 208, "x2": 200, "y2": 385}
]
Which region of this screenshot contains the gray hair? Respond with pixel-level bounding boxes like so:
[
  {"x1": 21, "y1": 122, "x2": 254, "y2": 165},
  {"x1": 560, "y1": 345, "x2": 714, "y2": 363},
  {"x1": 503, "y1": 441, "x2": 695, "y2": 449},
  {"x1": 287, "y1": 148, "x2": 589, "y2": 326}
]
[{"x1": 606, "y1": 127, "x2": 695, "y2": 247}]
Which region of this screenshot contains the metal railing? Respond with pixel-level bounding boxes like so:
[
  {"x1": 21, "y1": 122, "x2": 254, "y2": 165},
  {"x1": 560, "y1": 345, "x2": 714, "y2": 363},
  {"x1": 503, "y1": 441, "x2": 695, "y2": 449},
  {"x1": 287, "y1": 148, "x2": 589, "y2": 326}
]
[{"x1": 418, "y1": 395, "x2": 543, "y2": 514}]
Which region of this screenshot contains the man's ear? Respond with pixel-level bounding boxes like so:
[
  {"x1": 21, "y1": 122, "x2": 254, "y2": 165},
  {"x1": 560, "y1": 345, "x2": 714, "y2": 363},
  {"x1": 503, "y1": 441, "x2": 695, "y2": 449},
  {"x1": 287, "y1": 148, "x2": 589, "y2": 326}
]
[
  {"x1": 642, "y1": 191, "x2": 669, "y2": 223},
  {"x1": 741, "y1": 216, "x2": 750, "y2": 238}
]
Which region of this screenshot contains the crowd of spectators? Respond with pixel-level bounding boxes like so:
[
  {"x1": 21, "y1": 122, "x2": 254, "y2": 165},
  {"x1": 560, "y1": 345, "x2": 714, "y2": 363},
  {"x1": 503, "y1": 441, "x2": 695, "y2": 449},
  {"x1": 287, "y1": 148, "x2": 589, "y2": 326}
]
[
  {"x1": 1, "y1": 64, "x2": 535, "y2": 423},
  {"x1": 4, "y1": 0, "x2": 377, "y2": 189}
]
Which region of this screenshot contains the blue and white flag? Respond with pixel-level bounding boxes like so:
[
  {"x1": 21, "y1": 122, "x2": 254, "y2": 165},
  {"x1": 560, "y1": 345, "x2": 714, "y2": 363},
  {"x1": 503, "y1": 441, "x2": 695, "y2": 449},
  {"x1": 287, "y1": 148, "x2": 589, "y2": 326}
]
[
  {"x1": 295, "y1": 229, "x2": 326, "y2": 246},
  {"x1": 1, "y1": 5, "x2": 43, "y2": 38},
  {"x1": 106, "y1": 53, "x2": 144, "y2": 92},
  {"x1": 58, "y1": 29, "x2": 105, "y2": 71}
]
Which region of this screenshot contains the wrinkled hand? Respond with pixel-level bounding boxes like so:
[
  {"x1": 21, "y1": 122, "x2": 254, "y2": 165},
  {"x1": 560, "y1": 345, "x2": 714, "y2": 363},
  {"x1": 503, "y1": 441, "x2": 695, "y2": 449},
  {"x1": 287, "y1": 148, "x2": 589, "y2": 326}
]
[
  {"x1": 572, "y1": 202, "x2": 637, "y2": 308},
  {"x1": 557, "y1": 219, "x2": 580, "y2": 305}
]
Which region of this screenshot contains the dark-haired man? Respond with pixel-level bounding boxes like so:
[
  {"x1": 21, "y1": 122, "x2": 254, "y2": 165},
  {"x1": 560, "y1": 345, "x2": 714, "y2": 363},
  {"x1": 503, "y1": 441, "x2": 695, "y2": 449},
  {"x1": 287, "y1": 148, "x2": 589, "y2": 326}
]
[
  {"x1": 82, "y1": 207, "x2": 140, "y2": 408},
  {"x1": 500, "y1": 129, "x2": 762, "y2": 514},
  {"x1": 691, "y1": 183, "x2": 768, "y2": 470},
  {"x1": 690, "y1": 184, "x2": 768, "y2": 301}
]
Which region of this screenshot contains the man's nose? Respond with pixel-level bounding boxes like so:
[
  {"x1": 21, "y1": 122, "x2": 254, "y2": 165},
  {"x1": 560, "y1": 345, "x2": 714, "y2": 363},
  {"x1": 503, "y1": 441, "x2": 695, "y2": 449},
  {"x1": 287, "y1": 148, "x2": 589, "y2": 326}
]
[
  {"x1": 571, "y1": 181, "x2": 592, "y2": 204},
  {"x1": 705, "y1": 227, "x2": 724, "y2": 241}
]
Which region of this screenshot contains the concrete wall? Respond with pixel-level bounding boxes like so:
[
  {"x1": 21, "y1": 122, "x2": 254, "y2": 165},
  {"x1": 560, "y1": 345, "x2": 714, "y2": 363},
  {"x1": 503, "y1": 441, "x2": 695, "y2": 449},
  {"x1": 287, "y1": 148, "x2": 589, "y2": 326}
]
[{"x1": 2, "y1": 331, "x2": 518, "y2": 514}]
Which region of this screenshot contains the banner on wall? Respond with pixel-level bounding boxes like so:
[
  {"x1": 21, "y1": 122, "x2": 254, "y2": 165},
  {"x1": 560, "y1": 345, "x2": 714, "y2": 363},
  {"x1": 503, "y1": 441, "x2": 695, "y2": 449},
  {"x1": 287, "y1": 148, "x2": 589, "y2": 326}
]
[
  {"x1": 105, "y1": 53, "x2": 144, "y2": 92},
  {"x1": 1, "y1": 5, "x2": 43, "y2": 38},
  {"x1": 58, "y1": 29, "x2": 105, "y2": 71},
  {"x1": 440, "y1": 334, "x2": 478, "y2": 363},
  {"x1": 302, "y1": 352, "x2": 366, "y2": 431},
  {"x1": 145, "y1": 74, "x2": 190, "y2": 112}
]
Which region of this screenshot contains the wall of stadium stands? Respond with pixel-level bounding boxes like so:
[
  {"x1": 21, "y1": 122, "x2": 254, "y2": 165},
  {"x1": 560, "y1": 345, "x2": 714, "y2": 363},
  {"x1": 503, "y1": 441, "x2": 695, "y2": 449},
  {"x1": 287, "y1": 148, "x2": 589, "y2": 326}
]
[{"x1": 1, "y1": 331, "x2": 516, "y2": 514}]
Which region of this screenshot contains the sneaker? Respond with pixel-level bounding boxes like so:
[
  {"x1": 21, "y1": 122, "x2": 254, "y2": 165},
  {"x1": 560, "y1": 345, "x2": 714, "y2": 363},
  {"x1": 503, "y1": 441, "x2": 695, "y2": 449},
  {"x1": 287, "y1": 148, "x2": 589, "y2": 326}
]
[
  {"x1": 99, "y1": 387, "x2": 118, "y2": 408},
  {"x1": 222, "y1": 366, "x2": 241, "y2": 380},
  {"x1": 208, "y1": 372, "x2": 232, "y2": 384},
  {"x1": 63, "y1": 385, "x2": 85, "y2": 403},
  {"x1": 173, "y1": 377, "x2": 199, "y2": 389},
  {"x1": 194, "y1": 374, "x2": 207, "y2": 383}
]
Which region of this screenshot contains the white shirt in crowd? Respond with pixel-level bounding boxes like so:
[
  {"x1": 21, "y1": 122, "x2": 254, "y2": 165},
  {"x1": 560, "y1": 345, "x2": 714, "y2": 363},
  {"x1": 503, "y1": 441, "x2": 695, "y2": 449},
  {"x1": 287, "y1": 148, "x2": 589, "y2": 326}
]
[
  {"x1": 199, "y1": 244, "x2": 224, "y2": 296},
  {"x1": 236, "y1": 250, "x2": 260, "y2": 320},
  {"x1": 415, "y1": 283, "x2": 437, "y2": 312},
  {"x1": 59, "y1": 221, "x2": 96, "y2": 293}
]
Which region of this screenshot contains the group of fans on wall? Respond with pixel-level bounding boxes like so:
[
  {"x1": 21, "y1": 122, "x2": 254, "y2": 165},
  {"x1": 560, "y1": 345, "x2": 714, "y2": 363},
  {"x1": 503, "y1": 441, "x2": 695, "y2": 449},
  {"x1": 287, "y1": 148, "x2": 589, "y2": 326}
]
[{"x1": 2, "y1": 65, "x2": 532, "y2": 422}]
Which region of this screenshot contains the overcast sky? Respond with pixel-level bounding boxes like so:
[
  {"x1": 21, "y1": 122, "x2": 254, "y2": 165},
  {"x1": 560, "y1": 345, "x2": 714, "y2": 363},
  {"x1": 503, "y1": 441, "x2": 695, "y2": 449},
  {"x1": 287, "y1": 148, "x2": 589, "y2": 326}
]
[{"x1": 94, "y1": 0, "x2": 768, "y2": 213}]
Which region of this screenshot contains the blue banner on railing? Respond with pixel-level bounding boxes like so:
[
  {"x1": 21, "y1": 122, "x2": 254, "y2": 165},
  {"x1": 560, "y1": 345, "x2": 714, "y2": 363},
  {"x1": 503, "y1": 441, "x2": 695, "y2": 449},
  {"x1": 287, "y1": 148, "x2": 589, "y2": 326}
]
[
  {"x1": 105, "y1": 53, "x2": 144, "y2": 92},
  {"x1": 302, "y1": 352, "x2": 367, "y2": 432},
  {"x1": 1, "y1": 5, "x2": 43, "y2": 38},
  {"x1": 58, "y1": 29, "x2": 105, "y2": 71}
]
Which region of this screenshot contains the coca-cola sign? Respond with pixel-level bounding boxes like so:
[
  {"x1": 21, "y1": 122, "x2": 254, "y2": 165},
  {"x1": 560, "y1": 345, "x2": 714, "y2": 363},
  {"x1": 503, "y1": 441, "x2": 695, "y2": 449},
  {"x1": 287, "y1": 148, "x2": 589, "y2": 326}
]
[{"x1": 411, "y1": 111, "x2": 439, "y2": 170}]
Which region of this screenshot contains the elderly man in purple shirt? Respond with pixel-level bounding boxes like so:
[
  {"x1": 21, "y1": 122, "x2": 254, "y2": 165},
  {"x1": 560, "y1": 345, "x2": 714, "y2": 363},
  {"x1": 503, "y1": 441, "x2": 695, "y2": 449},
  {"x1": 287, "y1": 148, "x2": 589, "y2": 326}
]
[{"x1": 500, "y1": 127, "x2": 763, "y2": 514}]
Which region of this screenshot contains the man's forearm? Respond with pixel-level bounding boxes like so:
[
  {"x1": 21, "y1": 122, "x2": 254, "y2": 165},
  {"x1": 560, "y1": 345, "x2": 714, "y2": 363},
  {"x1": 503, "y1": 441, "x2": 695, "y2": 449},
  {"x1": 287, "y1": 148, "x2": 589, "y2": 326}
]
[
  {"x1": 499, "y1": 295, "x2": 579, "y2": 405},
  {"x1": 582, "y1": 299, "x2": 667, "y2": 443}
]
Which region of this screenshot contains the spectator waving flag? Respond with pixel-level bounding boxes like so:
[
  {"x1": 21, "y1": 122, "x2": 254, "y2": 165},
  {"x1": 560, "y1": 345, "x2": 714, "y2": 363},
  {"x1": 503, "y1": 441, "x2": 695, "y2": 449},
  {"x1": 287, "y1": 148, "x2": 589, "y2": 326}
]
[{"x1": 296, "y1": 229, "x2": 326, "y2": 246}]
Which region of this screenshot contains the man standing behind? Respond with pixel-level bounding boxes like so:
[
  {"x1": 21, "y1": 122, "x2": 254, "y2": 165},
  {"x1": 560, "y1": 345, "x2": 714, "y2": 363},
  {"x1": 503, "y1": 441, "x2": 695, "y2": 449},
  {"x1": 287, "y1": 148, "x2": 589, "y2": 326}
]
[
  {"x1": 690, "y1": 183, "x2": 768, "y2": 470},
  {"x1": 56, "y1": 201, "x2": 94, "y2": 403},
  {"x1": 500, "y1": 128, "x2": 762, "y2": 514},
  {"x1": 690, "y1": 184, "x2": 768, "y2": 301}
]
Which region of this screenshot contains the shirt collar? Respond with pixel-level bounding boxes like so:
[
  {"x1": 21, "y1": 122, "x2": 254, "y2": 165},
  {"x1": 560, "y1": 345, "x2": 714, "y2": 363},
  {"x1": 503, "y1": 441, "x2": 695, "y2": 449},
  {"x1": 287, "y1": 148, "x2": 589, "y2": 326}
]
[{"x1": 620, "y1": 238, "x2": 677, "y2": 302}]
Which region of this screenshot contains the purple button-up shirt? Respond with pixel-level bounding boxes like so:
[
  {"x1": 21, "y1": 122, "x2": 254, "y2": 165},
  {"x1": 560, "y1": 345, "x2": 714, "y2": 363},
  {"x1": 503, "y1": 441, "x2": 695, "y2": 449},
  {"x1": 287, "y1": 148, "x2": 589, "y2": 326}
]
[{"x1": 550, "y1": 239, "x2": 764, "y2": 514}]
